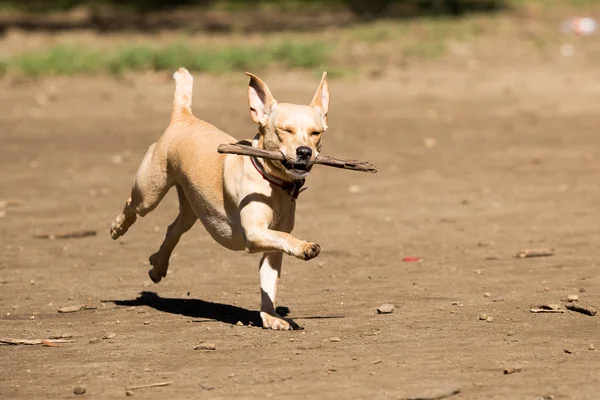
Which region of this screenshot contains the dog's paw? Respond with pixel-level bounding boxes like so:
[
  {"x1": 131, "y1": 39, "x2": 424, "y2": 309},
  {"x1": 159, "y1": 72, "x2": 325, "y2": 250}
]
[
  {"x1": 110, "y1": 212, "x2": 136, "y2": 240},
  {"x1": 298, "y1": 242, "x2": 321, "y2": 261},
  {"x1": 148, "y1": 253, "x2": 167, "y2": 283},
  {"x1": 260, "y1": 312, "x2": 302, "y2": 331},
  {"x1": 109, "y1": 216, "x2": 127, "y2": 240}
]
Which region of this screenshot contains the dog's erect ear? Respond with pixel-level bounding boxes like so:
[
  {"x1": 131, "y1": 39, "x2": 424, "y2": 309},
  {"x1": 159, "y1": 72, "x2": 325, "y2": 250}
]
[
  {"x1": 310, "y1": 71, "x2": 329, "y2": 130},
  {"x1": 246, "y1": 72, "x2": 277, "y2": 126}
]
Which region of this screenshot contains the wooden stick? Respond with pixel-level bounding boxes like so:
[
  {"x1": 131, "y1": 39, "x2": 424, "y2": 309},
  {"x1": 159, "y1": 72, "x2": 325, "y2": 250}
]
[
  {"x1": 402, "y1": 386, "x2": 461, "y2": 400},
  {"x1": 0, "y1": 338, "x2": 75, "y2": 345},
  {"x1": 33, "y1": 230, "x2": 97, "y2": 240},
  {"x1": 125, "y1": 381, "x2": 173, "y2": 391},
  {"x1": 530, "y1": 308, "x2": 565, "y2": 314},
  {"x1": 217, "y1": 143, "x2": 377, "y2": 173},
  {"x1": 565, "y1": 303, "x2": 597, "y2": 316},
  {"x1": 515, "y1": 248, "x2": 554, "y2": 258}
]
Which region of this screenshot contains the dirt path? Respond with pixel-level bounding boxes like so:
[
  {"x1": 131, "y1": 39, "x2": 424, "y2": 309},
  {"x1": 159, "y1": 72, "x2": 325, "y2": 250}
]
[{"x1": 1, "y1": 64, "x2": 599, "y2": 399}]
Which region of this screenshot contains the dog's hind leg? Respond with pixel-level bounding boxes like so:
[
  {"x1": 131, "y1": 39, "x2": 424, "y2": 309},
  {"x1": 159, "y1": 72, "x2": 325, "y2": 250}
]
[
  {"x1": 148, "y1": 185, "x2": 197, "y2": 283},
  {"x1": 110, "y1": 142, "x2": 170, "y2": 240},
  {"x1": 111, "y1": 68, "x2": 193, "y2": 240}
]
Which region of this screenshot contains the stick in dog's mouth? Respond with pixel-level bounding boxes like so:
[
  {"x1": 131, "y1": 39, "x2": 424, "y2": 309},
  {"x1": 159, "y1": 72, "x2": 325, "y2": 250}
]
[
  {"x1": 217, "y1": 143, "x2": 378, "y2": 173},
  {"x1": 281, "y1": 157, "x2": 312, "y2": 173}
]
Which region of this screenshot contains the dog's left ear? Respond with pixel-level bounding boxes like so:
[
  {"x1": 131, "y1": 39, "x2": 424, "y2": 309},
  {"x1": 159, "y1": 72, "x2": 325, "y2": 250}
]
[
  {"x1": 310, "y1": 71, "x2": 329, "y2": 130},
  {"x1": 246, "y1": 72, "x2": 278, "y2": 126}
]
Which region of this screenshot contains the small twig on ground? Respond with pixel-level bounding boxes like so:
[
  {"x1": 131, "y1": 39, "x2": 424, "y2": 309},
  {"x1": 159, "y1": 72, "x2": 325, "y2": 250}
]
[
  {"x1": 565, "y1": 303, "x2": 597, "y2": 316},
  {"x1": 217, "y1": 143, "x2": 377, "y2": 173},
  {"x1": 402, "y1": 386, "x2": 461, "y2": 400},
  {"x1": 515, "y1": 248, "x2": 554, "y2": 258},
  {"x1": 33, "y1": 230, "x2": 97, "y2": 240},
  {"x1": 503, "y1": 367, "x2": 523, "y2": 375},
  {"x1": 57, "y1": 304, "x2": 96, "y2": 313},
  {"x1": 125, "y1": 381, "x2": 173, "y2": 391},
  {"x1": 0, "y1": 338, "x2": 75, "y2": 346}
]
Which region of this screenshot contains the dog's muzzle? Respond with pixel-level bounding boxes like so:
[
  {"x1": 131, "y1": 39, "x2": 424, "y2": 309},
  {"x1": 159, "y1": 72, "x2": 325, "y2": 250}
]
[
  {"x1": 281, "y1": 157, "x2": 313, "y2": 173},
  {"x1": 281, "y1": 146, "x2": 314, "y2": 173}
]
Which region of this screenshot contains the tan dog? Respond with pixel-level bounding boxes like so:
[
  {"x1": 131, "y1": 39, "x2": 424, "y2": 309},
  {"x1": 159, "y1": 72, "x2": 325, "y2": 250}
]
[{"x1": 110, "y1": 68, "x2": 329, "y2": 330}]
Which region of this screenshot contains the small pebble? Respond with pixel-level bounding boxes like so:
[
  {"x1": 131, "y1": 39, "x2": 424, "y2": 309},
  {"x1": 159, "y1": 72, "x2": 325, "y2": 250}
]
[
  {"x1": 329, "y1": 337, "x2": 341, "y2": 342},
  {"x1": 478, "y1": 314, "x2": 489, "y2": 321},
  {"x1": 236, "y1": 321, "x2": 244, "y2": 326},
  {"x1": 89, "y1": 337, "x2": 99, "y2": 344},
  {"x1": 507, "y1": 331, "x2": 516, "y2": 336},
  {"x1": 125, "y1": 389, "x2": 134, "y2": 396},
  {"x1": 143, "y1": 321, "x2": 150, "y2": 325},
  {"x1": 73, "y1": 385, "x2": 86, "y2": 395},
  {"x1": 103, "y1": 332, "x2": 116, "y2": 340},
  {"x1": 423, "y1": 137, "x2": 437, "y2": 149},
  {"x1": 199, "y1": 384, "x2": 215, "y2": 391},
  {"x1": 194, "y1": 343, "x2": 216, "y2": 351},
  {"x1": 483, "y1": 292, "x2": 491, "y2": 298},
  {"x1": 348, "y1": 185, "x2": 361, "y2": 194},
  {"x1": 567, "y1": 294, "x2": 579, "y2": 302},
  {"x1": 377, "y1": 304, "x2": 394, "y2": 314},
  {"x1": 372, "y1": 359, "x2": 382, "y2": 364},
  {"x1": 589, "y1": 344, "x2": 596, "y2": 351}
]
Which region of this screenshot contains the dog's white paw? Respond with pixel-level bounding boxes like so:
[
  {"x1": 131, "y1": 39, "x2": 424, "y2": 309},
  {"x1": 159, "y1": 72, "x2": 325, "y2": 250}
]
[
  {"x1": 297, "y1": 242, "x2": 321, "y2": 261},
  {"x1": 260, "y1": 312, "x2": 302, "y2": 331}
]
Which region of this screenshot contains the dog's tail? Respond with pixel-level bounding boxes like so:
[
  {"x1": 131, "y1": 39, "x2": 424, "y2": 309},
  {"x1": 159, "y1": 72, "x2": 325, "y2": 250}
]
[{"x1": 171, "y1": 67, "x2": 194, "y2": 122}]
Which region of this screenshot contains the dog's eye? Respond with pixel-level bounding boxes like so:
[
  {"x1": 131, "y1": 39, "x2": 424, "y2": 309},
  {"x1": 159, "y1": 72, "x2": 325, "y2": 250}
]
[{"x1": 311, "y1": 131, "x2": 321, "y2": 136}]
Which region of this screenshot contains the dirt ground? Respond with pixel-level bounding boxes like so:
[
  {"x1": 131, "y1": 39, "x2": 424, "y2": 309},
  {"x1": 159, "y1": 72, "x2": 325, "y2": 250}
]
[{"x1": 1, "y1": 61, "x2": 600, "y2": 399}]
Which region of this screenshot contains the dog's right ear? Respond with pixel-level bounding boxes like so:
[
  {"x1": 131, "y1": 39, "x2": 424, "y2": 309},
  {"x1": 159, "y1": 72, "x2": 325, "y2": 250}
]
[{"x1": 246, "y1": 72, "x2": 277, "y2": 126}]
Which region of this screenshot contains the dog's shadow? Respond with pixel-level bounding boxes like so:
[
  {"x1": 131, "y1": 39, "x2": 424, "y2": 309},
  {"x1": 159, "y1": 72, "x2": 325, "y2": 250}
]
[{"x1": 108, "y1": 291, "x2": 292, "y2": 327}]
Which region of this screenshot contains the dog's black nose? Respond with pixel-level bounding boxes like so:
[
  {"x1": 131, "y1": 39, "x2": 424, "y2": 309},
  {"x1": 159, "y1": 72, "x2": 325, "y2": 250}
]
[{"x1": 296, "y1": 146, "x2": 312, "y2": 160}]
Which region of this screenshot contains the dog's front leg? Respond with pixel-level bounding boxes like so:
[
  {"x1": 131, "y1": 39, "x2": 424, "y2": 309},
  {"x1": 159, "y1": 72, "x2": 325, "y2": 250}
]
[
  {"x1": 259, "y1": 252, "x2": 301, "y2": 330},
  {"x1": 244, "y1": 225, "x2": 320, "y2": 260},
  {"x1": 240, "y1": 201, "x2": 320, "y2": 260}
]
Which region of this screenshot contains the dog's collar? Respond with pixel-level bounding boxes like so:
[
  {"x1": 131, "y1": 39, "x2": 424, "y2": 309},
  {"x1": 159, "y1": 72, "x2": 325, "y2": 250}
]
[{"x1": 250, "y1": 156, "x2": 306, "y2": 201}]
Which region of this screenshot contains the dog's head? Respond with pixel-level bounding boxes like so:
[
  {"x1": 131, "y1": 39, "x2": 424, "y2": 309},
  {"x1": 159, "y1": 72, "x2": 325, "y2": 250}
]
[{"x1": 246, "y1": 72, "x2": 330, "y2": 181}]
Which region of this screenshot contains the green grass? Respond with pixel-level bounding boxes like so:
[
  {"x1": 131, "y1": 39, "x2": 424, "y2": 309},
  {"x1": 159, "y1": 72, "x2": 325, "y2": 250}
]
[{"x1": 2, "y1": 41, "x2": 329, "y2": 77}]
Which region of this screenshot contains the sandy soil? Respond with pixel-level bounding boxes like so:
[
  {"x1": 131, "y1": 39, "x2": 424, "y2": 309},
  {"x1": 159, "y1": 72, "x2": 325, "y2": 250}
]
[{"x1": 1, "y1": 63, "x2": 600, "y2": 399}]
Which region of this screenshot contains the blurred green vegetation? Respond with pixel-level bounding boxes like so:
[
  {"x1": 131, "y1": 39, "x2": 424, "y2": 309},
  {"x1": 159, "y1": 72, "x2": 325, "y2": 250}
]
[
  {"x1": 5, "y1": 41, "x2": 329, "y2": 77},
  {"x1": 0, "y1": 0, "x2": 595, "y2": 77}
]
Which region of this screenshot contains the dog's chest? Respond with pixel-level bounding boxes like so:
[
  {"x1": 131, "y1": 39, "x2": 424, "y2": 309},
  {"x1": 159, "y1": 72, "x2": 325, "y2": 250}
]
[{"x1": 269, "y1": 194, "x2": 296, "y2": 230}]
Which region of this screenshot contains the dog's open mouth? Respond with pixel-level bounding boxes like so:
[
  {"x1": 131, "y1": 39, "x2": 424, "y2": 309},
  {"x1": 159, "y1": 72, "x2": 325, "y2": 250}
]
[{"x1": 281, "y1": 158, "x2": 312, "y2": 178}]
